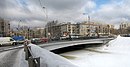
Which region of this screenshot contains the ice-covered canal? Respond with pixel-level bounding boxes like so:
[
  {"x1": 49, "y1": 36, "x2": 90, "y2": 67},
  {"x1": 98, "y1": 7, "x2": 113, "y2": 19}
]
[{"x1": 60, "y1": 35, "x2": 130, "y2": 67}]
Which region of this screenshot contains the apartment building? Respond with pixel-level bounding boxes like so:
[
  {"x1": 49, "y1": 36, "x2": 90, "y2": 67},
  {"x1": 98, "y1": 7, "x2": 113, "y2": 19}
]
[
  {"x1": 119, "y1": 22, "x2": 130, "y2": 34},
  {"x1": 60, "y1": 22, "x2": 79, "y2": 36},
  {"x1": 45, "y1": 21, "x2": 115, "y2": 38},
  {"x1": 79, "y1": 22, "x2": 98, "y2": 36},
  {"x1": 0, "y1": 18, "x2": 10, "y2": 37}
]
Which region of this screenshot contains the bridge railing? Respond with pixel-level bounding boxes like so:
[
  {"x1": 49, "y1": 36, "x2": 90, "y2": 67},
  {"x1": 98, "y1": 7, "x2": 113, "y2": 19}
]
[{"x1": 24, "y1": 41, "x2": 40, "y2": 67}]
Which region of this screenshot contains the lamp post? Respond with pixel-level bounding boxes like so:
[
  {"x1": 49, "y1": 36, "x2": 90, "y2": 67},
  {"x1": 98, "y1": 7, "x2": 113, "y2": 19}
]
[
  {"x1": 42, "y1": 7, "x2": 49, "y2": 39},
  {"x1": 83, "y1": 13, "x2": 91, "y2": 36}
]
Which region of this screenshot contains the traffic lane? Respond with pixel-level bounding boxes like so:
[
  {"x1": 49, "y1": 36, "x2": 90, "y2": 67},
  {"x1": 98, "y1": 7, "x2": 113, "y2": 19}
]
[
  {"x1": 0, "y1": 44, "x2": 23, "y2": 51},
  {"x1": 0, "y1": 49, "x2": 21, "y2": 67}
]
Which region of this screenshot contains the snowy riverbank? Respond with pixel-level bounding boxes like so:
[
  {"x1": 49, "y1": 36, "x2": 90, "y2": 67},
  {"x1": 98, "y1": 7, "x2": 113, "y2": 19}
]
[{"x1": 61, "y1": 35, "x2": 130, "y2": 67}]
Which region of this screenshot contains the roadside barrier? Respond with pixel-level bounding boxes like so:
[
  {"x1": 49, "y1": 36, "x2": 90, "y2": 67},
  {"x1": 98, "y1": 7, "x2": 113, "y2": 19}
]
[{"x1": 24, "y1": 42, "x2": 40, "y2": 67}]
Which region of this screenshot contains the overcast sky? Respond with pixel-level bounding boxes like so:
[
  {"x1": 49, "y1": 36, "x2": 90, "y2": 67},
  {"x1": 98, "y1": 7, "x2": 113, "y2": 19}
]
[{"x1": 0, "y1": 0, "x2": 130, "y2": 28}]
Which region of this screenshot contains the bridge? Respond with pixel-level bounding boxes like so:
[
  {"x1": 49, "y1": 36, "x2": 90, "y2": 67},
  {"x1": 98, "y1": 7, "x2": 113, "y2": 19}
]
[
  {"x1": 40, "y1": 38, "x2": 112, "y2": 51},
  {"x1": 0, "y1": 38, "x2": 113, "y2": 67}
]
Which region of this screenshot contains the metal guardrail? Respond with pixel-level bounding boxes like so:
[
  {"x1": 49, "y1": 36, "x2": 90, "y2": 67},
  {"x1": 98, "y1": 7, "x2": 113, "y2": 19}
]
[{"x1": 24, "y1": 42, "x2": 40, "y2": 67}]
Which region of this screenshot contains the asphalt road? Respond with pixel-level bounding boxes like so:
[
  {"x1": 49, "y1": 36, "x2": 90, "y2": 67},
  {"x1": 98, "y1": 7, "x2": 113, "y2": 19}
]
[
  {"x1": 0, "y1": 49, "x2": 21, "y2": 67},
  {"x1": 0, "y1": 44, "x2": 23, "y2": 51}
]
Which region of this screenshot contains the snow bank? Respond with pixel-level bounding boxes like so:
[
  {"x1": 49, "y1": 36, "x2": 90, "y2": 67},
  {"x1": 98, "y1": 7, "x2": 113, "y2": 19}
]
[
  {"x1": 104, "y1": 35, "x2": 130, "y2": 54},
  {"x1": 28, "y1": 44, "x2": 78, "y2": 67}
]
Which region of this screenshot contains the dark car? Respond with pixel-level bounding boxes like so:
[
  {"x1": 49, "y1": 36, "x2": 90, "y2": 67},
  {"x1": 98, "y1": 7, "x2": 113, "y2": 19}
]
[
  {"x1": 40, "y1": 38, "x2": 48, "y2": 43},
  {"x1": 31, "y1": 38, "x2": 41, "y2": 44}
]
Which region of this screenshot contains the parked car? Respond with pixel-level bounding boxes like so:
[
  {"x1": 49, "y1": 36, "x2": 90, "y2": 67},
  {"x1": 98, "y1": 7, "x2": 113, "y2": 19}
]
[
  {"x1": 40, "y1": 38, "x2": 48, "y2": 43},
  {"x1": 0, "y1": 37, "x2": 17, "y2": 46},
  {"x1": 31, "y1": 38, "x2": 41, "y2": 44}
]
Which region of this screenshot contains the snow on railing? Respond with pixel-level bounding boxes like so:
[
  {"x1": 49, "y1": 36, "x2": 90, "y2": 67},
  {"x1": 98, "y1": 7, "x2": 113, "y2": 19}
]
[{"x1": 24, "y1": 41, "x2": 40, "y2": 67}]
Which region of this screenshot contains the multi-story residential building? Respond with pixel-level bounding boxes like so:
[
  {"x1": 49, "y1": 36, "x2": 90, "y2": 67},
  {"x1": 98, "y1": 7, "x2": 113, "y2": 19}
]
[
  {"x1": 0, "y1": 18, "x2": 10, "y2": 37},
  {"x1": 33, "y1": 28, "x2": 46, "y2": 38},
  {"x1": 79, "y1": 22, "x2": 98, "y2": 36},
  {"x1": 120, "y1": 22, "x2": 130, "y2": 29},
  {"x1": 79, "y1": 22, "x2": 114, "y2": 36},
  {"x1": 95, "y1": 23, "x2": 115, "y2": 36},
  {"x1": 45, "y1": 21, "x2": 79, "y2": 39},
  {"x1": 60, "y1": 22, "x2": 79, "y2": 36},
  {"x1": 45, "y1": 20, "x2": 115, "y2": 38},
  {"x1": 45, "y1": 20, "x2": 61, "y2": 39},
  {"x1": 119, "y1": 22, "x2": 130, "y2": 34}
]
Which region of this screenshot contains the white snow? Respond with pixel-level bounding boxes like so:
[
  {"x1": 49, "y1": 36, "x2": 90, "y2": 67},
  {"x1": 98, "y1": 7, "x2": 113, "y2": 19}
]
[
  {"x1": 28, "y1": 44, "x2": 78, "y2": 67},
  {"x1": 12, "y1": 44, "x2": 78, "y2": 67},
  {"x1": 1, "y1": 35, "x2": 130, "y2": 67},
  {"x1": 103, "y1": 35, "x2": 130, "y2": 54},
  {"x1": 61, "y1": 35, "x2": 130, "y2": 67}
]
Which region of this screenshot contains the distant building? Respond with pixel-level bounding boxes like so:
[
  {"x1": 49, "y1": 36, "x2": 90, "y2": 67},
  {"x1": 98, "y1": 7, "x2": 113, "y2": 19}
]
[
  {"x1": 120, "y1": 22, "x2": 130, "y2": 29},
  {"x1": 96, "y1": 24, "x2": 114, "y2": 36},
  {"x1": 79, "y1": 22, "x2": 98, "y2": 36},
  {"x1": 60, "y1": 22, "x2": 79, "y2": 36},
  {"x1": 45, "y1": 20, "x2": 115, "y2": 38},
  {"x1": 45, "y1": 20, "x2": 61, "y2": 39},
  {"x1": 119, "y1": 22, "x2": 130, "y2": 34},
  {"x1": 45, "y1": 21, "x2": 79, "y2": 39},
  {"x1": 33, "y1": 28, "x2": 45, "y2": 38},
  {"x1": 0, "y1": 18, "x2": 10, "y2": 37}
]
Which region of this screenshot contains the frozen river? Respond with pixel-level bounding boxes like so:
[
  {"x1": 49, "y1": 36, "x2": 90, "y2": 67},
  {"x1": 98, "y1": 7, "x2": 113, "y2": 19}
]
[{"x1": 60, "y1": 36, "x2": 130, "y2": 67}]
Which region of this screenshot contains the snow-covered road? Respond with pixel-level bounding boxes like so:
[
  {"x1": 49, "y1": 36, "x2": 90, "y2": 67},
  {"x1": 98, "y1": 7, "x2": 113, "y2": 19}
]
[
  {"x1": 0, "y1": 49, "x2": 23, "y2": 67},
  {"x1": 0, "y1": 44, "x2": 77, "y2": 67}
]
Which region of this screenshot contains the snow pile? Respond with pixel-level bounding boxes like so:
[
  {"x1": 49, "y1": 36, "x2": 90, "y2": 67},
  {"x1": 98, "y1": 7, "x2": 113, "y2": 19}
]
[
  {"x1": 28, "y1": 44, "x2": 78, "y2": 67},
  {"x1": 104, "y1": 35, "x2": 130, "y2": 54}
]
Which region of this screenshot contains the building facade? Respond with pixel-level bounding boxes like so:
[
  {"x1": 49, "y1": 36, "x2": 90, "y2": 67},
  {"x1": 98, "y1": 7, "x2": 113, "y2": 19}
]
[
  {"x1": 79, "y1": 22, "x2": 98, "y2": 36},
  {"x1": 60, "y1": 22, "x2": 79, "y2": 36},
  {"x1": 119, "y1": 22, "x2": 130, "y2": 34},
  {"x1": 45, "y1": 21, "x2": 115, "y2": 39},
  {"x1": 0, "y1": 18, "x2": 10, "y2": 37}
]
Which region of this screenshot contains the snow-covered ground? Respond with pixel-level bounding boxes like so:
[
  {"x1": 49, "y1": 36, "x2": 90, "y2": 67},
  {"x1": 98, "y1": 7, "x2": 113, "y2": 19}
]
[{"x1": 61, "y1": 35, "x2": 130, "y2": 67}]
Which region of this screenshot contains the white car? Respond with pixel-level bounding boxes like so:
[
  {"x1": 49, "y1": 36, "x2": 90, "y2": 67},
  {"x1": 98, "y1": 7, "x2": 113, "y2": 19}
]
[{"x1": 0, "y1": 37, "x2": 17, "y2": 46}]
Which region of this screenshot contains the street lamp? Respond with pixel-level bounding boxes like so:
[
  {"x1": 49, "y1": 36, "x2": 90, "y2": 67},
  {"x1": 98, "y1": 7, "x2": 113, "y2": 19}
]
[
  {"x1": 38, "y1": 0, "x2": 48, "y2": 38},
  {"x1": 42, "y1": 7, "x2": 49, "y2": 39},
  {"x1": 83, "y1": 13, "x2": 91, "y2": 36},
  {"x1": 83, "y1": 13, "x2": 90, "y2": 23}
]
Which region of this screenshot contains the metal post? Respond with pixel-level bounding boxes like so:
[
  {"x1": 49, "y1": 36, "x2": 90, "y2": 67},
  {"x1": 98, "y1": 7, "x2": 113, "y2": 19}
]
[
  {"x1": 24, "y1": 41, "x2": 40, "y2": 67},
  {"x1": 28, "y1": 57, "x2": 40, "y2": 67},
  {"x1": 24, "y1": 45, "x2": 31, "y2": 60}
]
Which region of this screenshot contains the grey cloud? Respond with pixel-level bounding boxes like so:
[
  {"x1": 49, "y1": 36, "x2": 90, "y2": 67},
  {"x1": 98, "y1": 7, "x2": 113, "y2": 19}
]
[
  {"x1": 0, "y1": 0, "x2": 126, "y2": 29},
  {"x1": 30, "y1": 0, "x2": 87, "y2": 11}
]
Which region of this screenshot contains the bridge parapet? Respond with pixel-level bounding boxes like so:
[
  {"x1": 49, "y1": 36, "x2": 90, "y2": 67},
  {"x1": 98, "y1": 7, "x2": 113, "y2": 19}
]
[{"x1": 24, "y1": 42, "x2": 40, "y2": 67}]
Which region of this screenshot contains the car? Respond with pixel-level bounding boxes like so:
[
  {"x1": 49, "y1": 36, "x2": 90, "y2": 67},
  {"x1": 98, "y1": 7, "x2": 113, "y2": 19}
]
[
  {"x1": 40, "y1": 38, "x2": 48, "y2": 43},
  {"x1": 31, "y1": 38, "x2": 41, "y2": 44},
  {"x1": 0, "y1": 37, "x2": 17, "y2": 46}
]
